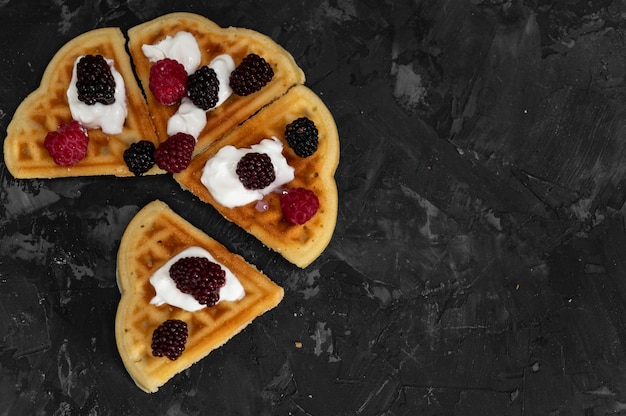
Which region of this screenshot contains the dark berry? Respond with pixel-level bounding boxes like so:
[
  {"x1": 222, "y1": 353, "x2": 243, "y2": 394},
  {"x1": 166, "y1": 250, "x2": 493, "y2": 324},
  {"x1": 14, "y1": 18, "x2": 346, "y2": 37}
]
[
  {"x1": 236, "y1": 152, "x2": 276, "y2": 190},
  {"x1": 280, "y1": 187, "x2": 320, "y2": 225},
  {"x1": 151, "y1": 319, "x2": 188, "y2": 360},
  {"x1": 285, "y1": 117, "x2": 319, "y2": 158},
  {"x1": 149, "y1": 58, "x2": 188, "y2": 105},
  {"x1": 187, "y1": 65, "x2": 219, "y2": 110},
  {"x1": 154, "y1": 132, "x2": 196, "y2": 173},
  {"x1": 123, "y1": 140, "x2": 155, "y2": 176},
  {"x1": 44, "y1": 120, "x2": 89, "y2": 166},
  {"x1": 169, "y1": 257, "x2": 226, "y2": 306},
  {"x1": 229, "y1": 54, "x2": 274, "y2": 96},
  {"x1": 76, "y1": 54, "x2": 116, "y2": 105}
]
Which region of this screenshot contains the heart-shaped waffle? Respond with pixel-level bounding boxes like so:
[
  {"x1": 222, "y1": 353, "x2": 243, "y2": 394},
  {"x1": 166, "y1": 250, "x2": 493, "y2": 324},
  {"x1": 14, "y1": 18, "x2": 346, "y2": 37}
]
[
  {"x1": 3, "y1": 27, "x2": 160, "y2": 178},
  {"x1": 127, "y1": 12, "x2": 306, "y2": 156},
  {"x1": 115, "y1": 200, "x2": 284, "y2": 392},
  {"x1": 4, "y1": 12, "x2": 306, "y2": 178},
  {"x1": 174, "y1": 84, "x2": 339, "y2": 268}
]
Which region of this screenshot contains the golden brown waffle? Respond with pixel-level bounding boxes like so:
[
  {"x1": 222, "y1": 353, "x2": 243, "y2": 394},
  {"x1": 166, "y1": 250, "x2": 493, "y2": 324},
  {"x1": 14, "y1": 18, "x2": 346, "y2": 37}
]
[
  {"x1": 3, "y1": 27, "x2": 161, "y2": 178},
  {"x1": 174, "y1": 85, "x2": 339, "y2": 268},
  {"x1": 115, "y1": 200, "x2": 284, "y2": 393},
  {"x1": 127, "y1": 12, "x2": 305, "y2": 156}
]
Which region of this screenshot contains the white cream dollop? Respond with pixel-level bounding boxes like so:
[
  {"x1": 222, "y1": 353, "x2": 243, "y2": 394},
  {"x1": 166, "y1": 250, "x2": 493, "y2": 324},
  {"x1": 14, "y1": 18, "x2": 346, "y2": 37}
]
[
  {"x1": 166, "y1": 54, "x2": 235, "y2": 138},
  {"x1": 209, "y1": 54, "x2": 235, "y2": 108},
  {"x1": 166, "y1": 97, "x2": 207, "y2": 138},
  {"x1": 141, "y1": 31, "x2": 201, "y2": 74},
  {"x1": 67, "y1": 56, "x2": 128, "y2": 135},
  {"x1": 201, "y1": 137, "x2": 295, "y2": 208},
  {"x1": 149, "y1": 246, "x2": 245, "y2": 312}
]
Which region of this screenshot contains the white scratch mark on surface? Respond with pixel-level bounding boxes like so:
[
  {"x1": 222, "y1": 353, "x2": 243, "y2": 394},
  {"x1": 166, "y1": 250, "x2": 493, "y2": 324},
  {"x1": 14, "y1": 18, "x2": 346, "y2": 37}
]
[
  {"x1": 400, "y1": 183, "x2": 441, "y2": 241},
  {"x1": 586, "y1": 385, "x2": 615, "y2": 396},
  {"x1": 57, "y1": 340, "x2": 73, "y2": 396},
  {"x1": 311, "y1": 321, "x2": 340, "y2": 362},
  {"x1": 392, "y1": 64, "x2": 427, "y2": 108}
]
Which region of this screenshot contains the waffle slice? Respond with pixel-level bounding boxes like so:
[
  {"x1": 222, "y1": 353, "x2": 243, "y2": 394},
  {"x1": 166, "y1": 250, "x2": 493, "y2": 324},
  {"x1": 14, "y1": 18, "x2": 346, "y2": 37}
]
[
  {"x1": 127, "y1": 12, "x2": 305, "y2": 156},
  {"x1": 174, "y1": 85, "x2": 339, "y2": 268},
  {"x1": 3, "y1": 27, "x2": 160, "y2": 178},
  {"x1": 115, "y1": 200, "x2": 284, "y2": 393}
]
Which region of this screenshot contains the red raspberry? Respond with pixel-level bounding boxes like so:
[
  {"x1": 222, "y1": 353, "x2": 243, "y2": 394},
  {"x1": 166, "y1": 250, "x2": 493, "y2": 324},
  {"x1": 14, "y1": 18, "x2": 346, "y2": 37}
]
[
  {"x1": 149, "y1": 58, "x2": 188, "y2": 105},
  {"x1": 43, "y1": 120, "x2": 89, "y2": 166},
  {"x1": 154, "y1": 132, "x2": 195, "y2": 173},
  {"x1": 280, "y1": 188, "x2": 320, "y2": 225}
]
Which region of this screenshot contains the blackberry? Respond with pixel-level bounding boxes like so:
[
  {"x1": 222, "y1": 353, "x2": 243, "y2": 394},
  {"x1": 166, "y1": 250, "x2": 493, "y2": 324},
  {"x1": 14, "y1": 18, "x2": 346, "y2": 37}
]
[
  {"x1": 236, "y1": 152, "x2": 276, "y2": 190},
  {"x1": 187, "y1": 65, "x2": 219, "y2": 110},
  {"x1": 123, "y1": 140, "x2": 155, "y2": 176},
  {"x1": 285, "y1": 117, "x2": 319, "y2": 158},
  {"x1": 76, "y1": 54, "x2": 116, "y2": 105},
  {"x1": 229, "y1": 54, "x2": 274, "y2": 96},
  {"x1": 151, "y1": 319, "x2": 188, "y2": 360},
  {"x1": 169, "y1": 257, "x2": 226, "y2": 306}
]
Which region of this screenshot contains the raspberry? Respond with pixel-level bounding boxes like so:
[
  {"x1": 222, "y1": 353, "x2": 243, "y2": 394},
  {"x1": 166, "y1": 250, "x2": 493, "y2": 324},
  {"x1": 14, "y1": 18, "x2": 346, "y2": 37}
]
[
  {"x1": 151, "y1": 319, "x2": 188, "y2": 360},
  {"x1": 280, "y1": 188, "x2": 320, "y2": 225},
  {"x1": 154, "y1": 132, "x2": 195, "y2": 173},
  {"x1": 149, "y1": 58, "x2": 188, "y2": 105},
  {"x1": 285, "y1": 117, "x2": 319, "y2": 158},
  {"x1": 123, "y1": 140, "x2": 155, "y2": 176},
  {"x1": 43, "y1": 120, "x2": 89, "y2": 166},
  {"x1": 187, "y1": 65, "x2": 219, "y2": 110},
  {"x1": 229, "y1": 54, "x2": 274, "y2": 96},
  {"x1": 169, "y1": 257, "x2": 226, "y2": 306},
  {"x1": 236, "y1": 152, "x2": 276, "y2": 190},
  {"x1": 76, "y1": 54, "x2": 116, "y2": 105}
]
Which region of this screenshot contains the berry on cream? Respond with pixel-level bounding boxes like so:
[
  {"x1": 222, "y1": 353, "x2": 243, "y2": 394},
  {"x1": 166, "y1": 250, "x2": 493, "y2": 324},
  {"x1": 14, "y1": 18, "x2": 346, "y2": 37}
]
[
  {"x1": 201, "y1": 137, "x2": 295, "y2": 208},
  {"x1": 142, "y1": 31, "x2": 236, "y2": 139},
  {"x1": 166, "y1": 54, "x2": 235, "y2": 138},
  {"x1": 67, "y1": 56, "x2": 128, "y2": 135},
  {"x1": 150, "y1": 246, "x2": 245, "y2": 312}
]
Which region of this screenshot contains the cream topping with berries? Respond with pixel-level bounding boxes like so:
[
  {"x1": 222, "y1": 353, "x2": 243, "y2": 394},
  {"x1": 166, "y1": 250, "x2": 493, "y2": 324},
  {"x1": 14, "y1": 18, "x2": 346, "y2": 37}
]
[
  {"x1": 166, "y1": 54, "x2": 235, "y2": 138},
  {"x1": 142, "y1": 31, "x2": 201, "y2": 74},
  {"x1": 201, "y1": 137, "x2": 295, "y2": 208},
  {"x1": 150, "y1": 246, "x2": 245, "y2": 312},
  {"x1": 67, "y1": 56, "x2": 128, "y2": 135}
]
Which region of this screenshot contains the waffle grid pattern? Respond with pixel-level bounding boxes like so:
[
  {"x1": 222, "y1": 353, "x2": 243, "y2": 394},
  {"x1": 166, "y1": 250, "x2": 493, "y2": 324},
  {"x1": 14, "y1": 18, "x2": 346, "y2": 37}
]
[
  {"x1": 115, "y1": 200, "x2": 284, "y2": 392},
  {"x1": 4, "y1": 27, "x2": 160, "y2": 178},
  {"x1": 174, "y1": 85, "x2": 339, "y2": 268},
  {"x1": 127, "y1": 12, "x2": 305, "y2": 156}
]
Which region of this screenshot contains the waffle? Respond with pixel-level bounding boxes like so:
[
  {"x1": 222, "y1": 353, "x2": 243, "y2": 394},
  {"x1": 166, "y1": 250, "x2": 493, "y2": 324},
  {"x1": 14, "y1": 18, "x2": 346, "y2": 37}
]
[
  {"x1": 3, "y1": 27, "x2": 161, "y2": 178},
  {"x1": 115, "y1": 200, "x2": 284, "y2": 393},
  {"x1": 127, "y1": 12, "x2": 306, "y2": 156},
  {"x1": 174, "y1": 85, "x2": 339, "y2": 268}
]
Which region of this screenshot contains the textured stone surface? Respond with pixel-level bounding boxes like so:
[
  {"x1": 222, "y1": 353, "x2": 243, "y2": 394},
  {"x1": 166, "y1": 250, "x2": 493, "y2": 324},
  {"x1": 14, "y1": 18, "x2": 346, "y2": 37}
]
[{"x1": 3, "y1": 1, "x2": 626, "y2": 414}]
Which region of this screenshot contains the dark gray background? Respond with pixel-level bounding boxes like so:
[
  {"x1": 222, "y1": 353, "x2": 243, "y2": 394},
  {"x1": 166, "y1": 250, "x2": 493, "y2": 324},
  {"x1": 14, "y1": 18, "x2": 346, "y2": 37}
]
[{"x1": 3, "y1": 1, "x2": 626, "y2": 415}]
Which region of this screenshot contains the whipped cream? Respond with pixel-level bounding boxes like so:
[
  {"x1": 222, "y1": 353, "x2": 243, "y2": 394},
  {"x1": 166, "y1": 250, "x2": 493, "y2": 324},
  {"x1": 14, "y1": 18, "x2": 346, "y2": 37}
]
[
  {"x1": 209, "y1": 54, "x2": 235, "y2": 108},
  {"x1": 166, "y1": 54, "x2": 235, "y2": 138},
  {"x1": 150, "y1": 246, "x2": 245, "y2": 312},
  {"x1": 67, "y1": 56, "x2": 128, "y2": 135},
  {"x1": 166, "y1": 97, "x2": 207, "y2": 138},
  {"x1": 142, "y1": 31, "x2": 201, "y2": 74},
  {"x1": 201, "y1": 137, "x2": 295, "y2": 208}
]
